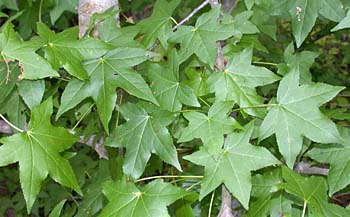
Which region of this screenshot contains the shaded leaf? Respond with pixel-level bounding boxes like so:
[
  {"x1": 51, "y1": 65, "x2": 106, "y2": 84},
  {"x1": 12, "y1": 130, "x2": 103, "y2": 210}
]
[
  {"x1": 0, "y1": 98, "x2": 81, "y2": 213},
  {"x1": 0, "y1": 23, "x2": 58, "y2": 79}
]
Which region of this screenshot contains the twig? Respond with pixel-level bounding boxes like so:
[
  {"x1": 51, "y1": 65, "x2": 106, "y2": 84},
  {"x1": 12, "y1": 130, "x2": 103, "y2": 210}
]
[
  {"x1": 218, "y1": 186, "x2": 234, "y2": 217},
  {"x1": 134, "y1": 175, "x2": 203, "y2": 183},
  {"x1": 294, "y1": 162, "x2": 329, "y2": 176},
  {"x1": 208, "y1": 190, "x2": 216, "y2": 217},
  {"x1": 173, "y1": 0, "x2": 210, "y2": 30},
  {"x1": 0, "y1": 114, "x2": 24, "y2": 133}
]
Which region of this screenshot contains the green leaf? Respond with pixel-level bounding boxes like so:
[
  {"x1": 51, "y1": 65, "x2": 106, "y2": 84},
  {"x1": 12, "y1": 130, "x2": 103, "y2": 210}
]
[
  {"x1": 179, "y1": 101, "x2": 241, "y2": 153},
  {"x1": 76, "y1": 160, "x2": 111, "y2": 217},
  {"x1": 0, "y1": 89, "x2": 27, "y2": 131},
  {"x1": 331, "y1": 10, "x2": 350, "y2": 32},
  {"x1": 169, "y1": 6, "x2": 236, "y2": 67},
  {"x1": 48, "y1": 200, "x2": 66, "y2": 217},
  {"x1": 278, "y1": 43, "x2": 319, "y2": 84},
  {"x1": 0, "y1": 23, "x2": 58, "y2": 79},
  {"x1": 50, "y1": 0, "x2": 78, "y2": 24},
  {"x1": 289, "y1": 0, "x2": 320, "y2": 48},
  {"x1": 207, "y1": 47, "x2": 280, "y2": 118},
  {"x1": 37, "y1": 23, "x2": 111, "y2": 80},
  {"x1": 281, "y1": 167, "x2": 350, "y2": 216},
  {"x1": 100, "y1": 179, "x2": 192, "y2": 217},
  {"x1": 319, "y1": 0, "x2": 346, "y2": 22},
  {"x1": 248, "y1": 168, "x2": 292, "y2": 217},
  {"x1": 0, "y1": 98, "x2": 81, "y2": 213},
  {"x1": 184, "y1": 122, "x2": 279, "y2": 209},
  {"x1": 57, "y1": 47, "x2": 158, "y2": 133},
  {"x1": 136, "y1": 0, "x2": 181, "y2": 48},
  {"x1": 247, "y1": 192, "x2": 292, "y2": 217},
  {"x1": 148, "y1": 50, "x2": 200, "y2": 112},
  {"x1": 106, "y1": 103, "x2": 181, "y2": 179},
  {"x1": 0, "y1": 62, "x2": 19, "y2": 105},
  {"x1": 259, "y1": 71, "x2": 343, "y2": 168},
  {"x1": 307, "y1": 128, "x2": 350, "y2": 195},
  {"x1": 17, "y1": 79, "x2": 45, "y2": 109}
]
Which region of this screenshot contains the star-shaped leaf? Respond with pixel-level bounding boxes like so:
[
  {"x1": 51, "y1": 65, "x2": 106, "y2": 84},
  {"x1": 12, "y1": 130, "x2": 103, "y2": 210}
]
[
  {"x1": 148, "y1": 50, "x2": 200, "y2": 112},
  {"x1": 207, "y1": 47, "x2": 280, "y2": 118},
  {"x1": 56, "y1": 47, "x2": 158, "y2": 133},
  {"x1": 136, "y1": 0, "x2": 180, "y2": 48},
  {"x1": 307, "y1": 128, "x2": 350, "y2": 195},
  {"x1": 289, "y1": 0, "x2": 345, "y2": 47},
  {"x1": 0, "y1": 23, "x2": 58, "y2": 79},
  {"x1": 100, "y1": 179, "x2": 192, "y2": 217},
  {"x1": 184, "y1": 122, "x2": 279, "y2": 209},
  {"x1": 169, "y1": 6, "x2": 236, "y2": 67},
  {"x1": 0, "y1": 98, "x2": 81, "y2": 213},
  {"x1": 259, "y1": 71, "x2": 344, "y2": 168},
  {"x1": 179, "y1": 100, "x2": 241, "y2": 153},
  {"x1": 281, "y1": 167, "x2": 350, "y2": 216},
  {"x1": 37, "y1": 22, "x2": 111, "y2": 80},
  {"x1": 105, "y1": 103, "x2": 181, "y2": 179}
]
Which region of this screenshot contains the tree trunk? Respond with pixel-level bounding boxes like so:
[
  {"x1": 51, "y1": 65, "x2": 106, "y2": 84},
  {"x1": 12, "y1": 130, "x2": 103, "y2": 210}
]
[{"x1": 78, "y1": 0, "x2": 119, "y2": 38}]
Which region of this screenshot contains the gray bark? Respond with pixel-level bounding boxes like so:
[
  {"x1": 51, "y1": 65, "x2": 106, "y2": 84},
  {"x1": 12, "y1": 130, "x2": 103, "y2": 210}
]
[{"x1": 78, "y1": 0, "x2": 119, "y2": 38}]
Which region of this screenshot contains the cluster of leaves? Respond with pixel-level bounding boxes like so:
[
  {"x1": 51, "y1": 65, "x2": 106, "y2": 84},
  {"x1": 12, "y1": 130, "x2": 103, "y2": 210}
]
[{"x1": 1, "y1": 0, "x2": 350, "y2": 216}]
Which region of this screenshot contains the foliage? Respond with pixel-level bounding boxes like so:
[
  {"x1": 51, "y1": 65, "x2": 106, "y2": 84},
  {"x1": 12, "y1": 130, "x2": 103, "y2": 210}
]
[{"x1": 1, "y1": 0, "x2": 350, "y2": 216}]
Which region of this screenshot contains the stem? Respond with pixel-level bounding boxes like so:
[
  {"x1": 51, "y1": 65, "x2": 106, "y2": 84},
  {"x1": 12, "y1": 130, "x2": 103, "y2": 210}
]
[
  {"x1": 302, "y1": 200, "x2": 307, "y2": 217},
  {"x1": 38, "y1": 0, "x2": 44, "y2": 23},
  {"x1": 180, "y1": 109, "x2": 205, "y2": 113},
  {"x1": 199, "y1": 96, "x2": 211, "y2": 107},
  {"x1": 134, "y1": 175, "x2": 203, "y2": 183},
  {"x1": 208, "y1": 190, "x2": 215, "y2": 217},
  {"x1": 186, "y1": 181, "x2": 201, "y2": 191},
  {"x1": 173, "y1": 0, "x2": 210, "y2": 30},
  {"x1": 170, "y1": 16, "x2": 179, "y2": 26},
  {"x1": 231, "y1": 103, "x2": 278, "y2": 112},
  {"x1": 0, "y1": 114, "x2": 24, "y2": 133},
  {"x1": 253, "y1": 61, "x2": 278, "y2": 66},
  {"x1": 72, "y1": 103, "x2": 95, "y2": 131}
]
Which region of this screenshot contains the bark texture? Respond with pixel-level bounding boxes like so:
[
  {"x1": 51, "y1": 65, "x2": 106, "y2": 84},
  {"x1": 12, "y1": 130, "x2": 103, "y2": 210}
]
[{"x1": 78, "y1": 0, "x2": 119, "y2": 38}]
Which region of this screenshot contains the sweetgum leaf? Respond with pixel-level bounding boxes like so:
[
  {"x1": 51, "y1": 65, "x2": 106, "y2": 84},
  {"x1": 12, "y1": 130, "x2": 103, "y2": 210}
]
[
  {"x1": 0, "y1": 23, "x2": 58, "y2": 79},
  {"x1": 37, "y1": 23, "x2": 111, "y2": 80},
  {"x1": 17, "y1": 79, "x2": 45, "y2": 109},
  {"x1": 0, "y1": 98, "x2": 81, "y2": 213},
  {"x1": 106, "y1": 103, "x2": 181, "y2": 179},
  {"x1": 100, "y1": 179, "x2": 192, "y2": 217},
  {"x1": 169, "y1": 6, "x2": 236, "y2": 67},
  {"x1": 281, "y1": 167, "x2": 350, "y2": 216},
  {"x1": 179, "y1": 100, "x2": 241, "y2": 153},
  {"x1": 136, "y1": 0, "x2": 181, "y2": 48},
  {"x1": 307, "y1": 128, "x2": 350, "y2": 195},
  {"x1": 207, "y1": 47, "x2": 280, "y2": 118},
  {"x1": 184, "y1": 122, "x2": 279, "y2": 209},
  {"x1": 259, "y1": 71, "x2": 343, "y2": 168},
  {"x1": 57, "y1": 47, "x2": 158, "y2": 134},
  {"x1": 148, "y1": 50, "x2": 200, "y2": 112}
]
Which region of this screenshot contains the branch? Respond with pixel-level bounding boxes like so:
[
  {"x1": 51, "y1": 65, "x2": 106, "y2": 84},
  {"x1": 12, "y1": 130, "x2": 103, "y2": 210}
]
[
  {"x1": 218, "y1": 186, "x2": 234, "y2": 217},
  {"x1": 294, "y1": 162, "x2": 329, "y2": 176},
  {"x1": 173, "y1": 0, "x2": 210, "y2": 30}
]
